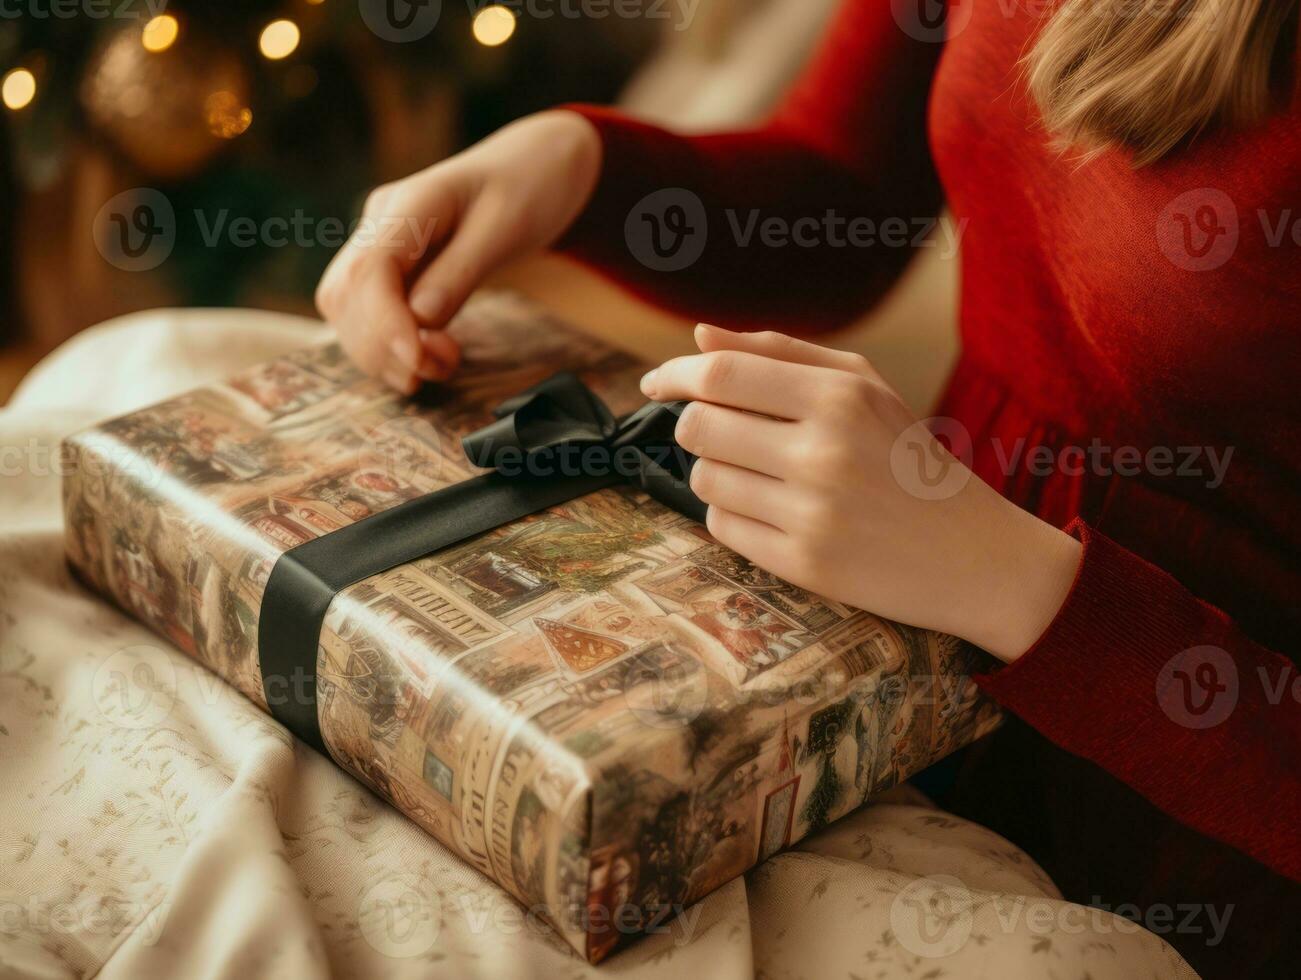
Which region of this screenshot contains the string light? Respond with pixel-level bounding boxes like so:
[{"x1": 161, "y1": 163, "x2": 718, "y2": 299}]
[
  {"x1": 472, "y1": 5, "x2": 516, "y2": 47},
  {"x1": 205, "y1": 91, "x2": 253, "y2": 138},
  {"x1": 2, "y1": 68, "x2": 36, "y2": 111},
  {"x1": 259, "y1": 20, "x2": 301, "y2": 60},
  {"x1": 141, "y1": 14, "x2": 180, "y2": 53}
]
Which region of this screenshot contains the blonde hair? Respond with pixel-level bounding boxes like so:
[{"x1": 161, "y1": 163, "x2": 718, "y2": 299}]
[{"x1": 1027, "y1": 0, "x2": 1298, "y2": 166}]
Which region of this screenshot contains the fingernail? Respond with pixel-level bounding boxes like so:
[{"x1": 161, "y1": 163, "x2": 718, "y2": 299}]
[
  {"x1": 390, "y1": 332, "x2": 419, "y2": 370},
  {"x1": 411, "y1": 288, "x2": 443, "y2": 324},
  {"x1": 639, "y1": 369, "x2": 658, "y2": 396}
]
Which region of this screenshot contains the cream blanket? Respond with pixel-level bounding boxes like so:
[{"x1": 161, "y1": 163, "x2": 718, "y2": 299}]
[{"x1": 0, "y1": 308, "x2": 1196, "y2": 979}]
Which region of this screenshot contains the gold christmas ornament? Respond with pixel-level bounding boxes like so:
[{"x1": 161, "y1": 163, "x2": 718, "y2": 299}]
[{"x1": 81, "y1": 25, "x2": 252, "y2": 179}]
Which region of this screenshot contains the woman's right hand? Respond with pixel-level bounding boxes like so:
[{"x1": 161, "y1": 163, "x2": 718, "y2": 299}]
[{"x1": 315, "y1": 109, "x2": 602, "y2": 393}]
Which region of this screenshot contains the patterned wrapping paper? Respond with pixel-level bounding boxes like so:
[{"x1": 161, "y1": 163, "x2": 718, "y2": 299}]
[{"x1": 61, "y1": 294, "x2": 1001, "y2": 963}]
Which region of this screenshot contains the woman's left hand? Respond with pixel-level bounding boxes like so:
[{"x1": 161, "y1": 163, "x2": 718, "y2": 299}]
[{"x1": 640, "y1": 324, "x2": 1082, "y2": 663}]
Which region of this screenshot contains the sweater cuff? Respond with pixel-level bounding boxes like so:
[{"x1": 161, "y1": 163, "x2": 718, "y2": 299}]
[
  {"x1": 974, "y1": 519, "x2": 1198, "y2": 764},
  {"x1": 552, "y1": 103, "x2": 665, "y2": 259}
]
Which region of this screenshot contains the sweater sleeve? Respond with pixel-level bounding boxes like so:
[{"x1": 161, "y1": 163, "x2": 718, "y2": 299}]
[
  {"x1": 975, "y1": 519, "x2": 1301, "y2": 881},
  {"x1": 554, "y1": 0, "x2": 944, "y2": 333}
]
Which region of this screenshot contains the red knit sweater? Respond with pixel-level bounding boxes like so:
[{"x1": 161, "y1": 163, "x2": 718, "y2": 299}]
[{"x1": 556, "y1": 0, "x2": 1301, "y2": 936}]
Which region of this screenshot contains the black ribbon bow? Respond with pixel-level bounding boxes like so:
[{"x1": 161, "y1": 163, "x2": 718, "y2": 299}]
[
  {"x1": 462, "y1": 371, "x2": 705, "y2": 522},
  {"x1": 257, "y1": 372, "x2": 706, "y2": 752}
]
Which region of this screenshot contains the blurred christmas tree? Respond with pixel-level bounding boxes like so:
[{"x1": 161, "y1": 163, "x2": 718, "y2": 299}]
[{"x1": 0, "y1": 1, "x2": 654, "y2": 346}]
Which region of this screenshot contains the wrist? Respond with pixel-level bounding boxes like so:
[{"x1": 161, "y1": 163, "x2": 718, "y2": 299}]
[
  {"x1": 537, "y1": 109, "x2": 603, "y2": 242},
  {"x1": 966, "y1": 504, "x2": 1082, "y2": 663}
]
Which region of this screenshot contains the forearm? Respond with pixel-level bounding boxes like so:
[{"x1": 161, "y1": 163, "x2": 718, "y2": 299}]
[
  {"x1": 556, "y1": 109, "x2": 942, "y2": 332},
  {"x1": 552, "y1": 0, "x2": 944, "y2": 332}
]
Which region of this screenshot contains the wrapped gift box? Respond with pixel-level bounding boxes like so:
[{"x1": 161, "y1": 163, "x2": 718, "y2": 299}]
[{"x1": 61, "y1": 294, "x2": 1000, "y2": 962}]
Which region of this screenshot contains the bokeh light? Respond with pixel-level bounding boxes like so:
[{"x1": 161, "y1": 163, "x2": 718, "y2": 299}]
[
  {"x1": 472, "y1": 6, "x2": 517, "y2": 47},
  {"x1": 2, "y1": 68, "x2": 36, "y2": 111},
  {"x1": 259, "y1": 20, "x2": 301, "y2": 60},
  {"x1": 141, "y1": 14, "x2": 180, "y2": 53},
  {"x1": 205, "y1": 90, "x2": 254, "y2": 138}
]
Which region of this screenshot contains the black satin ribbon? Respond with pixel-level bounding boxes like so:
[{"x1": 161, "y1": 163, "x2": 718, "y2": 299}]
[{"x1": 257, "y1": 372, "x2": 706, "y2": 751}]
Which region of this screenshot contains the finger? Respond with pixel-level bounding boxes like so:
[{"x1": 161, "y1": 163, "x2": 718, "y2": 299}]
[
  {"x1": 674, "y1": 402, "x2": 799, "y2": 476},
  {"x1": 704, "y1": 506, "x2": 787, "y2": 564},
  {"x1": 318, "y1": 210, "x2": 456, "y2": 384},
  {"x1": 407, "y1": 197, "x2": 523, "y2": 334},
  {"x1": 320, "y1": 178, "x2": 463, "y2": 380},
  {"x1": 689, "y1": 459, "x2": 790, "y2": 529},
  {"x1": 695, "y1": 323, "x2": 885, "y2": 383},
  {"x1": 337, "y1": 254, "x2": 425, "y2": 393},
  {"x1": 641, "y1": 350, "x2": 831, "y2": 420},
  {"x1": 418, "y1": 327, "x2": 462, "y2": 376}
]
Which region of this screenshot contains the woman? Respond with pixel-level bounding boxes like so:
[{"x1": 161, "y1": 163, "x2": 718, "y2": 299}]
[{"x1": 316, "y1": 1, "x2": 1300, "y2": 974}]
